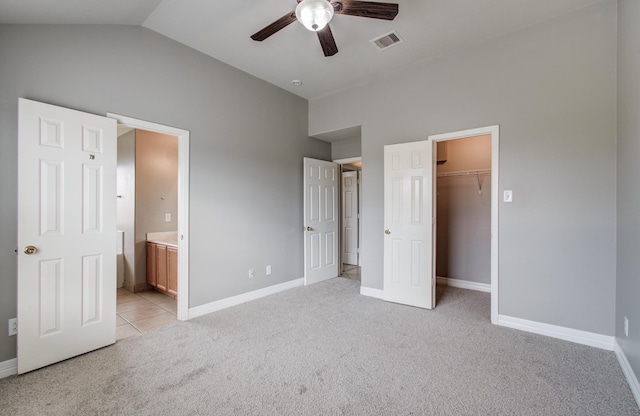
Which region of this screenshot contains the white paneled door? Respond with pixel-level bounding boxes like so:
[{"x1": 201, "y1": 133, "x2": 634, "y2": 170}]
[
  {"x1": 383, "y1": 141, "x2": 435, "y2": 309},
  {"x1": 342, "y1": 171, "x2": 359, "y2": 266},
  {"x1": 17, "y1": 98, "x2": 117, "y2": 374},
  {"x1": 303, "y1": 157, "x2": 339, "y2": 285}
]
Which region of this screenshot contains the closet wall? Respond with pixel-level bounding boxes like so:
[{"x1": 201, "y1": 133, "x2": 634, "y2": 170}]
[{"x1": 436, "y1": 135, "x2": 491, "y2": 284}]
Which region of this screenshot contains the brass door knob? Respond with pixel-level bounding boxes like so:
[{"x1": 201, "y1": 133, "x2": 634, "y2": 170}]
[
  {"x1": 24, "y1": 245, "x2": 37, "y2": 255},
  {"x1": 385, "y1": 229, "x2": 391, "y2": 235},
  {"x1": 305, "y1": 227, "x2": 313, "y2": 231}
]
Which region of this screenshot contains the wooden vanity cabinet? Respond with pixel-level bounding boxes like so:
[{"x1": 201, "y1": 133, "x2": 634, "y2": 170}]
[
  {"x1": 146, "y1": 242, "x2": 157, "y2": 286},
  {"x1": 146, "y1": 242, "x2": 177, "y2": 296},
  {"x1": 156, "y1": 244, "x2": 167, "y2": 291},
  {"x1": 167, "y1": 247, "x2": 178, "y2": 296}
]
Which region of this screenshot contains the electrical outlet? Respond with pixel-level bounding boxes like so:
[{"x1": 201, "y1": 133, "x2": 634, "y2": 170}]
[
  {"x1": 8, "y1": 318, "x2": 17, "y2": 336},
  {"x1": 266, "y1": 265, "x2": 272, "y2": 275},
  {"x1": 165, "y1": 213, "x2": 171, "y2": 222},
  {"x1": 249, "y1": 268, "x2": 254, "y2": 279},
  {"x1": 624, "y1": 316, "x2": 629, "y2": 337}
]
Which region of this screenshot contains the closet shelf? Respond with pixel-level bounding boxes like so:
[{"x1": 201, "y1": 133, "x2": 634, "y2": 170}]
[
  {"x1": 436, "y1": 169, "x2": 491, "y2": 178},
  {"x1": 437, "y1": 169, "x2": 491, "y2": 194}
]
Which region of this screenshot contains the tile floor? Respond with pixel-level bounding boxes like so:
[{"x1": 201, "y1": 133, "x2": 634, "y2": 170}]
[
  {"x1": 116, "y1": 288, "x2": 177, "y2": 341},
  {"x1": 341, "y1": 264, "x2": 361, "y2": 281}
]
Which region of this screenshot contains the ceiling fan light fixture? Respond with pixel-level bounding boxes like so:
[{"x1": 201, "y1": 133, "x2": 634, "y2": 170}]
[{"x1": 295, "y1": 0, "x2": 334, "y2": 32}]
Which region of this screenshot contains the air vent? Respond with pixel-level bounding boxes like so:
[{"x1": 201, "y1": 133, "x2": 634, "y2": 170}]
[{"x1": 370, "y1": 31, "x2": 403, "y2": 50}]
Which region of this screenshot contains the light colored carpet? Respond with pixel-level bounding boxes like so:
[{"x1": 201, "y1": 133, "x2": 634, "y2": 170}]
[{"x1": 0, "y1": 278, "x2": 638, "y2": 415}]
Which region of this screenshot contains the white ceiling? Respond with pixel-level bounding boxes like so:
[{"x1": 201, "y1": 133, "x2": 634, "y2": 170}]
[{"x1": 0, "y1": 0, "x2": 602, "y2": 100}]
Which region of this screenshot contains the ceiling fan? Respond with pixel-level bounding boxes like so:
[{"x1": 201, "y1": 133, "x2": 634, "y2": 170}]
[{"x1": 251, "y1": 0, "x2": 399, "y2": 57}]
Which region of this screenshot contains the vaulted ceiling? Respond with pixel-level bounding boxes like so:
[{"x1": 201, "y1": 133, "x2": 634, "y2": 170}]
[{"x1": 0, "y1": 0, "x2": 603, "y2": 99}]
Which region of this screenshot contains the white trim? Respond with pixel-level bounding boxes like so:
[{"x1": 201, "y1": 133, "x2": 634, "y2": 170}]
[
  {"x1": 0, "y1": 358, "x2": 17, "y2": 379},
  {"x1": 436, "y1": 276, "x2": 491, "y2": 293},
  {"x1": 614, "y1": 339, "x2": 640, "y2": 408},
  {"x1": 333, "y1": 156, "x2": 362, "y2": 165},
  {"x1": 360, "y1": 286, "x2": 384, "y2": 299},
  {"x1": 107, "y1": 113, "x2": 190, "y2": 321},
  {"x1": 498, "y1": 315, "x2": 614, "y2": 351},
  {"x1": 188, "y1": 278, "x2": 304, "y2": 319},
  {"x1": 429, "y1": 125, "x2": 499, "y2": 324}
]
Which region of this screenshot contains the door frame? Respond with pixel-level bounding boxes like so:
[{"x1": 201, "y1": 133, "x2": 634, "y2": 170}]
[
  {"x1": 107, "y1": 113, "x2": 190, "y2": 321},
  {"x1": 429, "y1": 125, "x2": 499, "y2": 324},
  {"x1": 333, "y1": 157, "x2": 362, "y2": 274}
]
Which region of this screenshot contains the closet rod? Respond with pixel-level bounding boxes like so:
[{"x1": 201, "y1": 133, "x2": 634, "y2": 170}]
[{"x1": 436, "y1": 169, "x2": 491, "y2": 178}]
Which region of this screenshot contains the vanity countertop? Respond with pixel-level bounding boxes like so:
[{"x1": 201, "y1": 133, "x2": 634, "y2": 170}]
[{"x1": 146, "y1": 231, "x2": 178, "y2": 247}]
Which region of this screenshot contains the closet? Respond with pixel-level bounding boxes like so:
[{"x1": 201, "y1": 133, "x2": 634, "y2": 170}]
[{"x1": 435, "y1": 135, "x2": 491, "y2": 288}]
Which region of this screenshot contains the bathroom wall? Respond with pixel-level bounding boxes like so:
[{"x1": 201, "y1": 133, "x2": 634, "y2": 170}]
[
  {"x1": 134, "y1": 130, "x2": 179, "y2": 289},
  {"x1": 436, "y1": 135, "x2": 492, "y2": 284},
  {"x1": 116, "y1": 130, "x2": 136, "y2": 290},
  {"x1": 117, "y1": 129, "x2": 179, "y2": 291}
]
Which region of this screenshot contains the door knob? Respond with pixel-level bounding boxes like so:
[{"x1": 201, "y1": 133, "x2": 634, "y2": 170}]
[
  {"x1": 385, "y1": 229, "x2": 391, "y2": 235},
  {"x1": 305, "y1": 227, "x2": 313, "y2": 231},
  {"x1": 24, "y1": 245, "x2": 37, "y2": 255}
]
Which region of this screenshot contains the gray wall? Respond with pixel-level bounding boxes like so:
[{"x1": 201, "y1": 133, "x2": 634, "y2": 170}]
[
  {"x1": 134, "y1": 130, "x2": 178, "y2": 289},
  {"x1": 616, "y1": 0, "x2": 640, "y2": 386},
  {"x1": 332, "y1": 137, "x2": 362, "y2": 160},
  {"x1": 436, "y1": 136, "x2": 491, "y2": 284},
  {"x1": 309, "y1": 2, "x2": 617, "y2": 335},
  {"x1": 0, "y1": 24, "x2": 330, "y2": 362},
  {"x1": 116, "y1": 130, "x2": 136, "y2": 289}
]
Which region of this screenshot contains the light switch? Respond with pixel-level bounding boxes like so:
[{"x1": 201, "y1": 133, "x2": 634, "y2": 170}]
[
  {"x1": 165, "y1": 213, "x2": 171, "y2": 222},
  {"x1": 503, "y1": 190, "x2": 513, "y2": 203}
]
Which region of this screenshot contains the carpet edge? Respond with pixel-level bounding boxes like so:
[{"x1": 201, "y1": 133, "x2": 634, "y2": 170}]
[
  {"x1": 498, "y1": 314, "x2": 615, "y2": 350},
  {"x1": 188, "y1": 278, "x2": 304, "y2": 319},
  {"x1": 615, "y1": 338, "x2": 640, "y2": 409}
]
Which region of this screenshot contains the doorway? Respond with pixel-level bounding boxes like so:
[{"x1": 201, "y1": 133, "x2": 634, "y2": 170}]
[
  {"x1": 115, "y1": 128, "x2": 179, "y2": 338},
  {"x1": 108, "y1": 113, "x2": 190, "y2": 321},
  {"x1": 429, "y1": 125, "x2": 499, "y2": 323},
  {"x1": 335, "y1": 157, "x2": 362, "y2": 282}
]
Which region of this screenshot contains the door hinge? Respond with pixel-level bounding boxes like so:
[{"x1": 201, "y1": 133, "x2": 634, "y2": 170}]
[{"x1": 8, "y1": 318, "x2": 17, "y2": 336}]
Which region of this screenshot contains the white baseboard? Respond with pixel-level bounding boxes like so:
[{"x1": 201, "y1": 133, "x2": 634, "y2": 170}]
[
  {"x1": 360, "y1": 286, "x2": 384, "y2": 299},
  {"x1": 0, "y1": 358, "x2": 17, "y2": 379},
  {"x1": 437, "y1": 276, "x2": 491, "y2": 293},
  {"x1": 498, "y1": 314, "x2": 614, "y2": 350},
  {"x1": 188, "y1": 278, "x2": 304, "y2": 319},
  {"x1": 615, "y1": 339, "x2": 640, "y2": 408}
]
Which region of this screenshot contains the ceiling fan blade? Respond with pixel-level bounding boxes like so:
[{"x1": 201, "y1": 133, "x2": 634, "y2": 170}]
[
  {"x1": 251, "y1": 11, "x2": 297, "y2": 41},
  {"x1": 317, "y1": 25, "x2": 339, "y2": 57},
  {"x1": 334, "y1": 0, "x2": 398, "y2": 20}
]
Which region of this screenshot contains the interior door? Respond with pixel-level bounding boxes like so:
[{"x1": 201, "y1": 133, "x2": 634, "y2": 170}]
[
  {"x1": 17, "y1": 98, "x2": 117, "y2": 374},
  {"x1": 303, "y1": 157, "x2": 339, "y2": 285},
  {"x1": 383, "y1": 141, "x2": 435, "y2": 309},
  {"x1": 342, "y1": 171, "x2": 359, "y2": 266}
]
